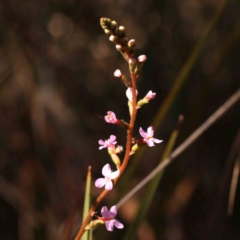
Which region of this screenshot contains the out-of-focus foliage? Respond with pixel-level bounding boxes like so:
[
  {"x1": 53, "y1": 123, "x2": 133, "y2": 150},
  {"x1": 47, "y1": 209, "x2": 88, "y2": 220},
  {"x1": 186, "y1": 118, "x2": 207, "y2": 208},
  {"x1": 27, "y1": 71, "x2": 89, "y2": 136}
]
[{"x1": 0, "y1": 0, "x2": 239, "y2": 240}]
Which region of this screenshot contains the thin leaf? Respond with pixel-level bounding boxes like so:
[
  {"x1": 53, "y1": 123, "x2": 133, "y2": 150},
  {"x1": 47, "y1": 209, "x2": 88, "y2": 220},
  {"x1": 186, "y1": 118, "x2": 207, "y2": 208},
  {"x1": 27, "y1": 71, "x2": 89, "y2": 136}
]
[{"x1": 82, "y1": 166, "x2": 92, "y2": 240}]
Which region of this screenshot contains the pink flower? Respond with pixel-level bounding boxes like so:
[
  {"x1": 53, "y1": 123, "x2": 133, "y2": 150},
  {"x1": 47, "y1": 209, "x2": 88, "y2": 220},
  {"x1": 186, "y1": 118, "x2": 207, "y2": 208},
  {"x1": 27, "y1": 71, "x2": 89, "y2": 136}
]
[
  {"x1": 99, "y1": 135, "x2": 117, "y2": 150},
  {"x1": 139, "y1": 126, "x2": 163, "y2": 147},
  {"x1": 95, "y1": 164, "x2": 120, "y2": 190},
  {"x1": 100, "y1": 205, "x2": 124, "y2": 231},
  {"x1": 114, "y1": 69, "x2": 122, "y2": 78},
  {"x1": 126, "y1": 88, "x2": 138, "y2": 102},
  {"x1": 145, "y1": 90, "x2": 156, "y2": 100},
  {"x1": 104, "y1": 111, "x2": 120, "y2": 124},
  {"x1": 138, "y1": 55, "x2": 147, "y2": 63}
]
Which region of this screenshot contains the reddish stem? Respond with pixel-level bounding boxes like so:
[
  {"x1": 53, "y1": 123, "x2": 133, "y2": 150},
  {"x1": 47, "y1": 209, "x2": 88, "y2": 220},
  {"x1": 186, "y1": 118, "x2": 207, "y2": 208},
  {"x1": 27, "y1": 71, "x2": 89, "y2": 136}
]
[{"x1": 74, "y1": 66, "x2": 138, "y2": 240}]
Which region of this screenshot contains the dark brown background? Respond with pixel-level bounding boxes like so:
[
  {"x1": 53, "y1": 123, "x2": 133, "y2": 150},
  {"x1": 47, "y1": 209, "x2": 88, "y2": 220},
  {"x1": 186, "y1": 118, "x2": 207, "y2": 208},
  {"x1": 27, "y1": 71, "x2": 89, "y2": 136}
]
[{"x1": 0, "y1": 0, "x2": 239, "y2": 239}]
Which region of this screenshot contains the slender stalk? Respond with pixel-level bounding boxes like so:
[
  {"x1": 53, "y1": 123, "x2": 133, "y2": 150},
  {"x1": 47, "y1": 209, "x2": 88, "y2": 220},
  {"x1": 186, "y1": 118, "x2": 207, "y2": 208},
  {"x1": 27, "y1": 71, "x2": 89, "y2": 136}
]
[
  {"x1": 74, "y1": 63, "x2": 138, "y2": 240},
  {"x1": 117, "y1": 72, "x2": 138, "y2": 178}
]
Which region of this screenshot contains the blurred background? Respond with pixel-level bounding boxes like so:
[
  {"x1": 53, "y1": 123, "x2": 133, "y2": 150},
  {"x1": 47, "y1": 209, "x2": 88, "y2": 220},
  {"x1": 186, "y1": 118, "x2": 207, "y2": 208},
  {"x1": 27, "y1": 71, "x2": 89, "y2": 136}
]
[{"x1": 0, "y1": 0, "x2": 240, "y2": 239}]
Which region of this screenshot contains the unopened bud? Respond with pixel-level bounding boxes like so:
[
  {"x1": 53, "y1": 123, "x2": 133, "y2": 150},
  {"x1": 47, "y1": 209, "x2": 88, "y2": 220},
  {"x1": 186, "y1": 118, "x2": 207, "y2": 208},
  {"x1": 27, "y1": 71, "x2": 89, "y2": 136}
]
[
  {"x1": 109, "y1": 35, "x2": 115, "y2": 42},
  {"x1": 104, "y1": 29, "x2": 111, "y2": 34},
  {"x1": 128, "y1": 39, "x2": 135, "y2": 48},
  {"x1": 116, "y1": 44, "x2": 122, "y2": 51},
  {"x1": 119, "y1": 26, "x2": 125, "y2": 32},
  {"x1": 111, "y1": 21, "x2": 117, "y2": 29},
  {"x1": 114, "y1": 69, "x2": 122, "y2": 78},
  {"x1": 138, "y1": 55, "x2": 147, "y2": 63},
  {"x1": 100, "y1": 18, "x2": 111, "y2": 29}
]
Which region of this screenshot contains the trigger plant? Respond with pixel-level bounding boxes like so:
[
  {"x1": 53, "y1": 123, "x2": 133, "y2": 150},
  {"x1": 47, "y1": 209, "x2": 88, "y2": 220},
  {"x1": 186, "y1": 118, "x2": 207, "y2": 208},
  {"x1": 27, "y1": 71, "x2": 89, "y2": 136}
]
[{"x1": 74, "y1": 17, "x2": 163, "y2": 240}]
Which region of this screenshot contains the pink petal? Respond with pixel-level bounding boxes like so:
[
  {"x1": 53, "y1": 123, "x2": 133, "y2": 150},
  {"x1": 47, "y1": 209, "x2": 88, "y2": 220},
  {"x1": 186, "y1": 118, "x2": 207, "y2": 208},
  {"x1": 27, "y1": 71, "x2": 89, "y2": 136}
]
[
  {"x1": 147, "y1": 126, "x2": 154, "y2": 137},
  {"x1": 98, "y1": 140, "x2": 105, "y2": 145},
  {"x1": 126, "y1": 88, "x2": 132, "y2": 101},
  {"x1": 109, "y1": 169, "x2": 120, "y2": 179},
  {"x1": 126, "y1": 88, "x2": 138, "y2": 102},
  {"x1": 109, "y1": 135, "x2": 116, "y2": 142},
  {"x1": 95, "y1": 178, "x2": 106, "y2": 188},
  {"x1": 105, "y1": 180, "x2": 113, "y2": 190},
  {"x1": 99, "y1": 146, "x2": 106, "y2": 150},
  {"x1": 145, "y1": 91, "x2": 156, "y2": 100},
  {"x1": 106, "y1": 221, "x2": 114, "y2": 231},
  {"x1": 110, "y1": 206, "x2": 117, "y2": 216},
  {"x1": 107, "y1": 211, "x2": 116, "y2": 219},
  {"x1": 146, "y1": 139, "x2": 155, "y2": 147},
  {"x1": 104, "y1": 116, "x2": 110, "y2": 123},
  {"x1": 102, "y1": 164, "x2": 112, "y2": 176},
  {"x1": 102, "y1": 206, "x2": 115, "y2": 218},
  {"x1": 101, "y1": 206, "x2": 109, "y2": 218},
  {"x1": 153, "y1": 138, "x2": 163, "y2": 143},
  {"x1": 113, "y1": 219, "x2": 124, "y2": 229},
  {"x1": 107, "y1": 111, "x2": 116, "y2": 118},
  {"x1": 139, "y1": 127, "x2": 147, "y2": 138}
]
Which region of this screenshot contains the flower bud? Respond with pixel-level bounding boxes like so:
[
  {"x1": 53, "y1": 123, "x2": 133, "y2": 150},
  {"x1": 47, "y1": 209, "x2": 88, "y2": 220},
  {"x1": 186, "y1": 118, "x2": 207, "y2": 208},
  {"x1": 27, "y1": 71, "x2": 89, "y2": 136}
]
[
  {"x1": 113, "y1": 69, "x2": 122, "y2": 78},
  {"x1": 116, "y1": 44, "x2": 122, "y2": 51},
  {"x1": 119, "y1": 26, "x2": 125, "y2": 32},
  {"x1": 137, "y1": 91, "x2": 156, "y2": 108},
  {"x1": 111, "y1": 21, "x2": 117, "y2": 29},
  {"x1": 145, "y1": 90, "x2": 156, "y2": 100},
  {"x1": 119, "y1": 26, "x2": 125, "y2": 36},
  {"x1": 138, "y1": 55, "x2": 147, "y2": 63},
  {"x1": 104, "y1": 29, "x2": 111, "y2": 34},
  {"x1": 109, "y1": 35, "x2": 116, "y2": 42},
  {"x1": 104, "y1": 111, "x2": 120, "y2": 124},
  {"x1": 128, "y1": 39, "x2": 135, "y2": 48}
]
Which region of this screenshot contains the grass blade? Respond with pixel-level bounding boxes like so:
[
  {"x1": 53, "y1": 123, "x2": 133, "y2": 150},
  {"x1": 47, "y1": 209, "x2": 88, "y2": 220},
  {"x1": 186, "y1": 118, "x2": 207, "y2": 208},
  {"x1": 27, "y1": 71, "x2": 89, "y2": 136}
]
[{"x1": 82, "y1": 166, "x2": 92, "y2": 240}]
